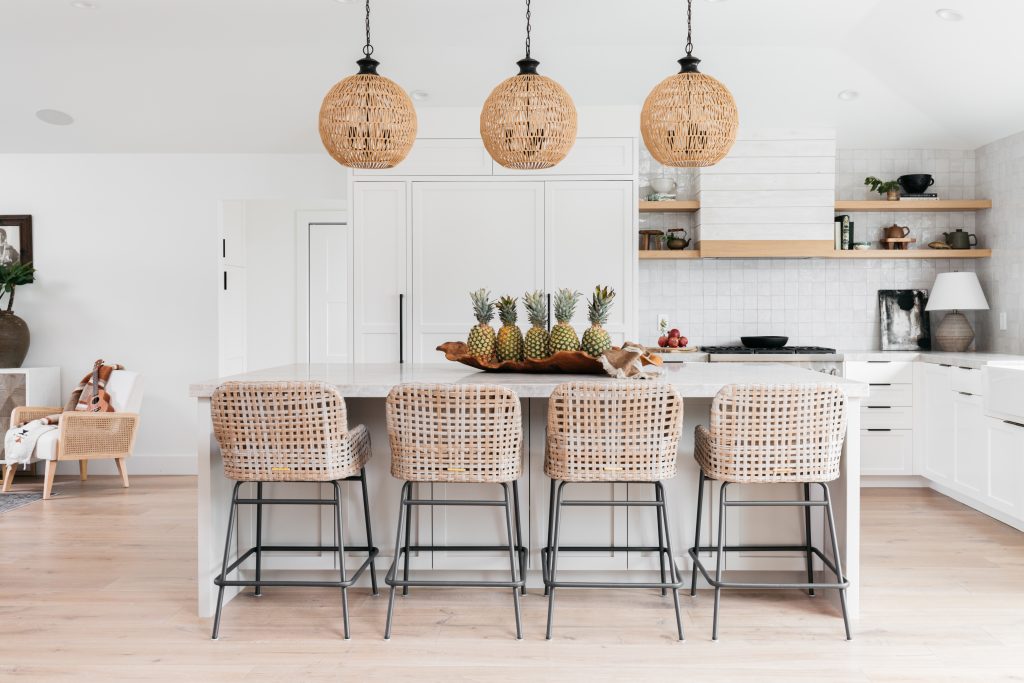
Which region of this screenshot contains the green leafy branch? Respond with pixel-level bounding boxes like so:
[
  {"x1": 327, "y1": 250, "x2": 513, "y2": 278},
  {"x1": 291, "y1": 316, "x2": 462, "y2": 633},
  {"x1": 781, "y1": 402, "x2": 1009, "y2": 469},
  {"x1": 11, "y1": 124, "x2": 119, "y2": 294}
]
[{"x1": 0, "y1": 262, "x2": 36, "y2": 313}]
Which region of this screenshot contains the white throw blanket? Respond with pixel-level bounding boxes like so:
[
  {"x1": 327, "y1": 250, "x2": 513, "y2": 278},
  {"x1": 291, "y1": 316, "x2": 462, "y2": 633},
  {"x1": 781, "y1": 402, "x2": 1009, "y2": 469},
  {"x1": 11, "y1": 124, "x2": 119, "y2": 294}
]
[{"x1": 3, "y1": 419, "x2": 57, "y2": 466}]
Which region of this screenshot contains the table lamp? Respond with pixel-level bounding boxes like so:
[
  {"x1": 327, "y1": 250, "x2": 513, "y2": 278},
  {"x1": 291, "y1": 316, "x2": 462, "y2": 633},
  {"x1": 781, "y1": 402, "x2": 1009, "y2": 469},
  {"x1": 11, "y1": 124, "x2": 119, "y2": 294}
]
[{"x1": 925, "y1": 272, "x2": 989, "y2": 352}]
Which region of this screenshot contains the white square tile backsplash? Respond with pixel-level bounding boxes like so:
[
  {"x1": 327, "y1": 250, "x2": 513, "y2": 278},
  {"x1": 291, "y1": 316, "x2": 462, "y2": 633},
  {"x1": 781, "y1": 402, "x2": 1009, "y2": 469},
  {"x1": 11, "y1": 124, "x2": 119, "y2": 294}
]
[{"x1": 638, "y1": 145, "x2": 984, "y2": 350}]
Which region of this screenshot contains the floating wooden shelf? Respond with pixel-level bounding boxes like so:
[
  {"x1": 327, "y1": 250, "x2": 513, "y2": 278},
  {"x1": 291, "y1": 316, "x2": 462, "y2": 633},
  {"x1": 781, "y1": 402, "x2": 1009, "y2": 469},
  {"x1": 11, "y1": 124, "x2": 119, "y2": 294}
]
[
  {"x1": 835, "y1": 199, "x2": 992, "y2": 212},
  {"x1": 639, "y1": 250, "x2": 701, "y2": 260},
  {"x1": 829, "y1": 249, "x2": 992, "y2": 259},
  {"x1": 639, "y1": 200, "x2": 700, "y2": 213}
]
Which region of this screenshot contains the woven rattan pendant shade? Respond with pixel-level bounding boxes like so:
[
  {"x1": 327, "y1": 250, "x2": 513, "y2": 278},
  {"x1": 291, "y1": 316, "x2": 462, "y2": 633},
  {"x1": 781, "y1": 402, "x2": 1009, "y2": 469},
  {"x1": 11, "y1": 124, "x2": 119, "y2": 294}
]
[
  {"x1": 480, "y1": 59, "x2": 578, "y2": 170},
  {"x1": 641, "y1": 67, "x2": 738, "y2": 168},
  {"x1": 319, "y1": 58, "x2": 417, "y2": 170}
]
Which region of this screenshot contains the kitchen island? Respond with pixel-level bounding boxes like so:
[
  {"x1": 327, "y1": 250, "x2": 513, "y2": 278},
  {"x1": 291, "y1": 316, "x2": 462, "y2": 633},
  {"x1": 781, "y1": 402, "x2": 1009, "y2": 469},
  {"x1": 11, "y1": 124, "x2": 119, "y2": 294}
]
[{"x1": 190, "y1": 362, "x2": 867, "y2": 620}]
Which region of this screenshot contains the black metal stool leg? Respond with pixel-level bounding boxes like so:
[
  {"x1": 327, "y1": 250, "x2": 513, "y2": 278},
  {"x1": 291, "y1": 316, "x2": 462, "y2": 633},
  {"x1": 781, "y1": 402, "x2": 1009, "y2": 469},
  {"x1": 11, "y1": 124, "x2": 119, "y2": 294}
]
[
  {"x1": 691, "y1": 471, "x2": 705, "y2": 597},
  {"x1": 254, "y1": 482, "x2": 263, "y2": 597},
  {"x1": 544, "y1": 479, "x2": 556, "y2": 597},
  {"x1": 512, "y1": 480, "x2": 526, "y2": 595},
  {"x1": 821, "y1": 483, "x2": 852, "y2": 640},
  {"x1": 655, "y1": 482, "x2": 667, "y2": 596},
  {"x1": 402, "y1": 483, "x2": 413, "y2": 597},
  {"x1": 384, "y1": 481, "x2": 410, "y2": 640},
  {"x1": 212, "y1": 482, "x2": 242, "y2": 640},
  {"x1": 501, "y1": 483, "x2": 523, "y2": 639},
  {"x1": 712, "y1": 481, "x2": 729, "y2": 641},
  {"x1": 359, "y1": 468, "x2": 378, "y2": 596},
  {"x1": 656, "y1": 481, "x2": 684, "y2": 641},
  {"x1": 333, "y1": 481, "x2": 351, "y2": 640},
  {"x1": 804, "y1": 482, "x2": 815, "y2": 597},
  {"x1": 545, "y1": 481, "x2": 566, "y2": 640}
]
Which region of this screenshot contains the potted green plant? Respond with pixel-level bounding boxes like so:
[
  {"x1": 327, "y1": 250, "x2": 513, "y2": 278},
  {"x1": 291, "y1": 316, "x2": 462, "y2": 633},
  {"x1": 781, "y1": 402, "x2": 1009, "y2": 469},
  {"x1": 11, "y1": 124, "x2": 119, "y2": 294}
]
[
  {"x1": 864, "y1": 176, "x2": 901, "y2": 201},
  {"x1": 0, "y1": 261, "x2": 36, "y2": 367}
]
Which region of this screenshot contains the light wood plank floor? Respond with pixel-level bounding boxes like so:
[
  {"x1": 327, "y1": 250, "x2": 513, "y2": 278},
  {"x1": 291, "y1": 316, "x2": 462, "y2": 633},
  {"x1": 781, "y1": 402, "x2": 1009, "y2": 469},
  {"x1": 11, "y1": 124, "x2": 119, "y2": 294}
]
[{"x1": 1, "y1": 476, "x2": 1023, "y2": 682}]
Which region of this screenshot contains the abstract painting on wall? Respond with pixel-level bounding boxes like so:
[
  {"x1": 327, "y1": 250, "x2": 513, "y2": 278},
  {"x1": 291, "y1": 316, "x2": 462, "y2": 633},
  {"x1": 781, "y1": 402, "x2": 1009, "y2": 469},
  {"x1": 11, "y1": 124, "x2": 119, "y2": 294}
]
[{"x1": 879, "y1": 289, "x2": 931, "y2": 350}]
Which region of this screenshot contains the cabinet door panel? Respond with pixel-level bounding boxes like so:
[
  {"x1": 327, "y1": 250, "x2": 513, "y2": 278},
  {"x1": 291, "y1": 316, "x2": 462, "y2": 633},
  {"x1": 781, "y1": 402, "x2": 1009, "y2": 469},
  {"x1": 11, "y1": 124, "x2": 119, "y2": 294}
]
[
  {"x1": 308, "y1": 224, "x2": 351, "y2": 363},
  {"x1": 353, "y1": 139, "x2": 493, "y2": 176},
  {"x1": 411, "y1": 182, "x2": 544, "y2": 362},
  {"x1": 920, "y1": 364, "x2": 954, "y2": 483},
  {"x1": 545, "y1": 181, "x2": 635, "y2": 336},
  {"x1": 353, "y1": 182, "x2": 407, "y2": 363},
  {"x1": 985, "y1": 418, "x2": 1024, "y2": 519},
  {"x1": 953, "y1": 392, "x2": 986, "y2": 497},
  {"x1": 861, "y1": 430, "x2": 914, "y2": 475},
  {"x1": 494, "y1": 138, "x2": 634, "y2": 176}
]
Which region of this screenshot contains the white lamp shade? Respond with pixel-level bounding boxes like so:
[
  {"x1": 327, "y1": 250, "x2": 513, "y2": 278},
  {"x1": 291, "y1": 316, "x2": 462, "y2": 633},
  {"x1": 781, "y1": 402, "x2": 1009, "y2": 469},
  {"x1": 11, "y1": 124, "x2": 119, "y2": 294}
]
[{"x1": 926, "y1": 272, "x2": 990, "y2": 311}]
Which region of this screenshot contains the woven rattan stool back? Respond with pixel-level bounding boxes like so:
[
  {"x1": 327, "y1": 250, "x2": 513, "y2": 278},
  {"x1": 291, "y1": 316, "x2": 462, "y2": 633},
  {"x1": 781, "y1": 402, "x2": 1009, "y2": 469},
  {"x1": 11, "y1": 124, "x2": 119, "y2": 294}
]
[
  {"x1": 698, "y1": 384, "x2": 847, "y2": 483},
  {"x1": 385, "y1": 384, "x2": 523, "y2": 483},
  {"x1": 545, "y1": 381, "x2": 684, "y2": 482},
  {"x1": 211, "y1": 381, "x2": 362, "y2": 482}
]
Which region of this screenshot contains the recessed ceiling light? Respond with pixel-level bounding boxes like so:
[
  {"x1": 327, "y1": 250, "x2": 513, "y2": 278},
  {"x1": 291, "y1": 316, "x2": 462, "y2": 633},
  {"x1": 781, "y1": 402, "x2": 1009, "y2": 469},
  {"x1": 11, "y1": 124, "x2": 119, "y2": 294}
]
[
  {"x1": 36, "y1": 109, "x2": 75, "y2": 126},
  {"x1": 410, "y1": 90, "x2": 429, "y2": 102},
  {"x1": 71, "y1": 1, "x2": 97, "y2": 8},
  {"x1": 935, "y1": 8, "x2": 963, "y2": 21},
  {"x1": 837, "y1": 90, "x2": 859, "y2": 101}
]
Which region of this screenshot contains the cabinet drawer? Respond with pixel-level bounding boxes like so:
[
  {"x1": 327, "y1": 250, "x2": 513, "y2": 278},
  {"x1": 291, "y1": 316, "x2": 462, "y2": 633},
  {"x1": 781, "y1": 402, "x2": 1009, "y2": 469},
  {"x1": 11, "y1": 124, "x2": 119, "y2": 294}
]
[
  {"x1": 951, "y1": 366, "x2": 984, "y2": 396},
  {"x1": 861, "y1": 429, "x2": 914, "y2": 476},
  {"x1": 861, "y1": 406, "x2": 913, "y2": 429},
  {"x1": 845, "y1": 361, "x2": 914, "y2": 384},
  {"x1": 864, "y1": 383, "x2": 913, "y2": 407}
]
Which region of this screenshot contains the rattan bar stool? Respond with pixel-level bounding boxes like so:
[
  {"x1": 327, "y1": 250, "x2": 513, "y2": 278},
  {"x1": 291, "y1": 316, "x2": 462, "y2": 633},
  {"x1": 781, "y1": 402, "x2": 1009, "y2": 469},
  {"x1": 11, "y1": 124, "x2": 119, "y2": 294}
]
[
  {"x1": 542, "y1": 381, "x2": 685, "y2": 641},
  {"x1": 384, "y1": 384, "x2": 526, "y2": 640},
  {"x1": 688, "y1": 384, "x2": 851, "y2": 640},
  {"x1": 209, "y1": 381, "x2": 378, "y2": 640}
]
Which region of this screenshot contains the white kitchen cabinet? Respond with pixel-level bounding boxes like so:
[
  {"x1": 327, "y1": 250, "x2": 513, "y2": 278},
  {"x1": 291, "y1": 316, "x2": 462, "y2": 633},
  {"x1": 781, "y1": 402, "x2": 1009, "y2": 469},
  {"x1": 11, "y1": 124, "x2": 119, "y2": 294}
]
[
  {"x1": 861, "y1": 430, "x2": 914, "y2": 476},
  {"x1": 410, "y1": 181, "x2": 545, "y2": 362},
  {"x1": 308, "y1": 224, "x2": 351, "y2": 363},
  {"x1": 846, "y1": 361, "x2": 914, "y2": 384},
  {"x1": 919, "y1": 363, "x2": 955, "y2": 484},
  {"x1": 953, "y1": 391, "x2": 986, "y2": 498},
  {"x1": 545, "y1": 181, "x2": 635, "y2": 344},
  {"x1": 352, "y1": 182, "x2": 408, "y2": 363},
  {"x1": 984, "y1": 417, "x2": 1024, "y2": 521},
  {"x1": 494, "y1": 138, "x2": 635, "y2": 177},
  {"x1": 849, "y1": 361, "x2": 915, "y2": 477}
]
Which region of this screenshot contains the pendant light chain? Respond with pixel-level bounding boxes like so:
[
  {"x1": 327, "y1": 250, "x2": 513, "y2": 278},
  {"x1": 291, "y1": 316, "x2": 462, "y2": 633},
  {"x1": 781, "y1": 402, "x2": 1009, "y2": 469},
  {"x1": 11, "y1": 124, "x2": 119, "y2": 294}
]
[
  {"x1": 363, "y1": 0, "x2": 373, "y2": 57},
  {"x1": 685, "y1": 0, "x2": 693, "y2": 56},
  {"x1": 525, "y1": 0, "x2": 532, "y2": 59}
]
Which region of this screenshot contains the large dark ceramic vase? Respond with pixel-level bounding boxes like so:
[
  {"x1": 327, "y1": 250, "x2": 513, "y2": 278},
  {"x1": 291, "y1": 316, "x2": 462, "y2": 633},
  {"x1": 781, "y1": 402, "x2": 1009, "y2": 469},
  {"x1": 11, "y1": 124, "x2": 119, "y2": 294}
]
[{"x1": 0, "y1": 312, "x2": 30, "y2": 367}]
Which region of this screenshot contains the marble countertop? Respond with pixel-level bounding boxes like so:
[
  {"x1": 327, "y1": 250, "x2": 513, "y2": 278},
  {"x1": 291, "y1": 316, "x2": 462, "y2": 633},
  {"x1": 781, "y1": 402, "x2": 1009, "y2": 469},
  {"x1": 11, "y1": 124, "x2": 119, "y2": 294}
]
[
  {"x1": 842, "y1": 350, "x2": 1024, "y2": 368},
  {"x1": 190, "y1": 362, "x2": 869, "y2": 399}
]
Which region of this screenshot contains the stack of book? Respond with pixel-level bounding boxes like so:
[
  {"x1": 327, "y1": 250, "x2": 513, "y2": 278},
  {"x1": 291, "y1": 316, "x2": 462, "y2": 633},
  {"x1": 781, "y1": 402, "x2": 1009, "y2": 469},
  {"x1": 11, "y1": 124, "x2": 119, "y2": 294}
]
[{"x1": 900, "y1": 193, "x2": 939, "y2": 200}]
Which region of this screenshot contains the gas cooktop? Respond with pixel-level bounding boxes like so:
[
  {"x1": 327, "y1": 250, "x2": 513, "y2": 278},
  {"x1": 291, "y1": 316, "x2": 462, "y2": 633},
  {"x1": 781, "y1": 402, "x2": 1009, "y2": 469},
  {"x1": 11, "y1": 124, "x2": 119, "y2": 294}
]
[{"x1": 703, "y1": 346, "x2": 837, "y2": 355}]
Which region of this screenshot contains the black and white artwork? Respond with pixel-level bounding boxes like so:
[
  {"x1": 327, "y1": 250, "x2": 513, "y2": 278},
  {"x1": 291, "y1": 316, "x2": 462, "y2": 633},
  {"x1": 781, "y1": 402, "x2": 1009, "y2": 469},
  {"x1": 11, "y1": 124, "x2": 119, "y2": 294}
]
[
  {"x1": 879, "y1": 289, "x2": 931, "y2": 350},
  {"x1": 0, "y1": 215, "x2": 32, "y2": 267}
]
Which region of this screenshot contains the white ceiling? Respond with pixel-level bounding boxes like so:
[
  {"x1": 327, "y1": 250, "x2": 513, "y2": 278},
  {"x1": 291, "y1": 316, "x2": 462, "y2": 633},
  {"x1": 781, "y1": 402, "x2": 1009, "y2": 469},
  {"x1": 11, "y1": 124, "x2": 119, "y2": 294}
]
[{"x1": 2, "y1": 0, "x2": 1022, "y2": 152}]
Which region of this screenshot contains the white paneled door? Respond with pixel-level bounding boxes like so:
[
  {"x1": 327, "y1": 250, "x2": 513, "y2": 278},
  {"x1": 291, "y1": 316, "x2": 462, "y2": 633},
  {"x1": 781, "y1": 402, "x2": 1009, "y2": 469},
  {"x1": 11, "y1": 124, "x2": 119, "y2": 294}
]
[
  {"x1": 545, "y1": 180, "x2": 635, "y2": 345},
  {"x1": 308, "y1": 223, "x2": 351, "y2": 363},
  {"x1": 410, "y1": 182, "x2": 545, "y2": 362}
]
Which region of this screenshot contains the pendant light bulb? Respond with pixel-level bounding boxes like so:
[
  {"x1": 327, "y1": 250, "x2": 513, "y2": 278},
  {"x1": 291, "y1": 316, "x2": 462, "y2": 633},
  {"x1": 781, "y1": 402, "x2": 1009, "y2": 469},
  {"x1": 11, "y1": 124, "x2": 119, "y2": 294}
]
[
  {"x1": 480, "y1": 0, "x2": 577, "y2": 170},
  {"x1": 641, "y1": 0, "x2": 738, "y2": 167},
  {"x1": 319, "y1": 0, "x2": 417, "y2": 169}
]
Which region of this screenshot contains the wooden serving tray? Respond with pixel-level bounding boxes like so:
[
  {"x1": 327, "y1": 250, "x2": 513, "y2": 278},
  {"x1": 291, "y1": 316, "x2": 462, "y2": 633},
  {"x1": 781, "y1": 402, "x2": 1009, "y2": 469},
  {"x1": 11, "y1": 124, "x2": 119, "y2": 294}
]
[
  {"x1": 647, "y1": 346, "x2": 699, "y2": 354},
  {"x1": 437, "y1": 342, "x2": 661, "y2": 374}
]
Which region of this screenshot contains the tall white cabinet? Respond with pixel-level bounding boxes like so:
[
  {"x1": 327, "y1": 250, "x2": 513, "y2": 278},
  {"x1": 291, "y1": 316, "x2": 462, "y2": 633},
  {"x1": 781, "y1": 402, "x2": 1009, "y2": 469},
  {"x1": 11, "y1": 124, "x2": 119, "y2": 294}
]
[{"x1": 348, "y1": 137, "x2": 640, "y2": 365}]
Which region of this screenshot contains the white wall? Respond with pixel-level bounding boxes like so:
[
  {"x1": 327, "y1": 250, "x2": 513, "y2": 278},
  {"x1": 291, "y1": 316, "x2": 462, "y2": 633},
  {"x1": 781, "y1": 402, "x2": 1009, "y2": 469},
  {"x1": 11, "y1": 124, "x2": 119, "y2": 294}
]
[
  {"x1": 0, "y1": 154, "x2": 347, "y2": 474},
  {"x1": 976, "y1": 130, "x2": 1024, "y2": 352}
]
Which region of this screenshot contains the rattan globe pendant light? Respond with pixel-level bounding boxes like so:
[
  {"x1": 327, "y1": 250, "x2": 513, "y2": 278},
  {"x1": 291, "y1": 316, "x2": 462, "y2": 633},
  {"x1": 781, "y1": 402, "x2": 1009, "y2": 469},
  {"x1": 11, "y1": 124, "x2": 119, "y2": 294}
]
[
  {"x1": 480, "y1": 0, "x2": 577, "y2": 170},
  {"x1": 641, "y1": 0, "x2": 738, "y2": 167},
  {"x1": 319, "y1": 0, "x2": 417, "y2": 169}
]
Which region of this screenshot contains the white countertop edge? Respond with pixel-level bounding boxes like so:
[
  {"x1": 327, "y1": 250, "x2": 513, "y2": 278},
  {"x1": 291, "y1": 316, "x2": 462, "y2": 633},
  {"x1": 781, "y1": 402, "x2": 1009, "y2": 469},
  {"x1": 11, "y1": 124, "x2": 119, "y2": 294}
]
[{"x1": 842, "y1": 351, "x2": 1024, "y2": 368}]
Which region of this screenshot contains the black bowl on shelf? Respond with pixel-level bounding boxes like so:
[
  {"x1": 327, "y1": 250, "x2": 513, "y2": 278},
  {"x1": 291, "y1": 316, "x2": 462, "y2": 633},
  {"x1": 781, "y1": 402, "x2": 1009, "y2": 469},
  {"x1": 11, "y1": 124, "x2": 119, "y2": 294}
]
[
  {"x1": 898, "y1": 174, "x2": 935, "y2": 195},
  {"x1": 740, "y1": 336, "x2": 789, "y2": 349}
]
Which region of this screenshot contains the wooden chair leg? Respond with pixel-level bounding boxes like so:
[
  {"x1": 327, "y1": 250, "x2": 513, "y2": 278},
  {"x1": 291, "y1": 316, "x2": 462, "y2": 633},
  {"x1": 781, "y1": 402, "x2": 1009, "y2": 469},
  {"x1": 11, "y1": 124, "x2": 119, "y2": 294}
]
[
  {"x1": 43, "y1": 460, "x2": 57, "y2": 500},
  {"x1": 79, "y1": 460, "x2": 88, "y2": 481},
  {"x1": 2, "y1": 465, "x2": 15, "y2": 493},
  {"x1": 115, "y1": 458, "x2": 129, "y2": 488}
]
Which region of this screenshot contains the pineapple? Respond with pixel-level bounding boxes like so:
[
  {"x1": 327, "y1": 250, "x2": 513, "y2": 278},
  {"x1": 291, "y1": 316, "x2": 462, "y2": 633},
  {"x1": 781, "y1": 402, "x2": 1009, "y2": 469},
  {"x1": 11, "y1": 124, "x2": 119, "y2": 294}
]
[
  {"x1": 495, "y1": 296, "x2": 524, "y2": 362},
  {"x1": 580, "y1": 285, "x2": 615, "y2": 357},
  {"x1": 522, "y1": 290, "x2": 550, "y2": 359},
  {"x1": 466, "y1": 289, "x2": 497, "y2": 361},
  {"x1": 549, "y1": 288, "x2": 581, "y2": 353}
]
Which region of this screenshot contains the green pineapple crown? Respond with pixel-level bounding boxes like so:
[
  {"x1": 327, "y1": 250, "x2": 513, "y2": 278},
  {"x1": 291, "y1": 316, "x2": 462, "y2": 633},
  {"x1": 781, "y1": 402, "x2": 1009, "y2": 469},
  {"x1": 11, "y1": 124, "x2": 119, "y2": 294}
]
[
  {"x1": 587, "y1": 285, "x2": 615, "y2": 326},
  {"x1": 496, "y1": 295, "x2": 519, "y2": 325},
  {"x1": 552, "y1": 288, "x2": 581, "y2": 324},
  {"x1": 470, "y1": 288, "x2": 496, "y2": 325},
  {"x1": 523, "y1": 290, "x2": 547, "y2": 328}
]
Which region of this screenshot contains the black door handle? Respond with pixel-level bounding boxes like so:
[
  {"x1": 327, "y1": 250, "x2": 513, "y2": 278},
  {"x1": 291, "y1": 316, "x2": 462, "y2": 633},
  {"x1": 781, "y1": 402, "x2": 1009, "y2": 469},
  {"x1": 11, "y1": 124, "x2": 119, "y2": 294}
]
[
  {"x1": 399, "y1": 293, "x2": 404, "y2": 364},
  {"x1": 547, "y1": 293, "x2": 552, "y2": 333}
]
